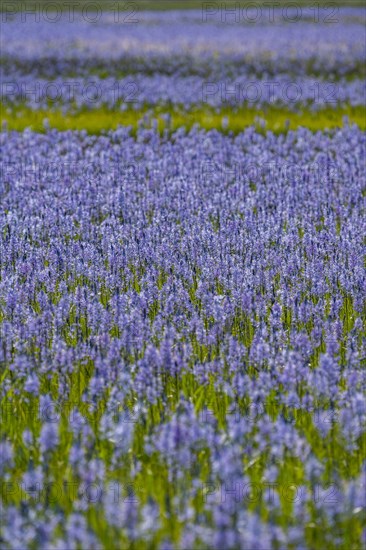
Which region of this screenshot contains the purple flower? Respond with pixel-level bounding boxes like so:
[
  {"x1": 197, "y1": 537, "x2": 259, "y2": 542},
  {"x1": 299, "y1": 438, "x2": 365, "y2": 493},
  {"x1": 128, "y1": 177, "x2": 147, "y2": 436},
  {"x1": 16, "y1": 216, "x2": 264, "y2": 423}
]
[{"x1": 40, "y1": 422, "x2": 59, "y2": 454}]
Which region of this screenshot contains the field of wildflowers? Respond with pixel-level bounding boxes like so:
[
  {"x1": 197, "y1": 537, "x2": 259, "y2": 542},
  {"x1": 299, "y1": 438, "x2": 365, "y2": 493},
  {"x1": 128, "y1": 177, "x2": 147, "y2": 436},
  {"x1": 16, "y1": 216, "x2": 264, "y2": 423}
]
[{"x1": 0, "y1": 3, "x2": 365, "y2": 549}]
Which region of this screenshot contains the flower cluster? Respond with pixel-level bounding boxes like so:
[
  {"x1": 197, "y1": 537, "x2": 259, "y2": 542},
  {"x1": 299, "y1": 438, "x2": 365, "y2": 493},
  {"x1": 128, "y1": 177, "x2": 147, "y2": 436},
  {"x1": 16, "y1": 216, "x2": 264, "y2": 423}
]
[
  {"x1": 1, "y1": 4, "x2": 365, "y2": 549},
  {"x1": 1, "y1": 8, "x2": 365, "y2": 111},
  {"x1": 0, "y1": 124, "x2": 365, "y2": 548},
  {"x1": 1, "y1": 73, "x2": 365, "y2": 111}
]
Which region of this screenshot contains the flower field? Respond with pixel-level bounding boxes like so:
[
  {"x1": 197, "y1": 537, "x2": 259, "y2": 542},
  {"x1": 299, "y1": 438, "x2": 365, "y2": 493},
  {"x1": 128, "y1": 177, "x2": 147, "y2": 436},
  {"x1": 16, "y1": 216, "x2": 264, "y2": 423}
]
[{"x1": 0, "y1": 4, "x2": 365, "y2": 549}]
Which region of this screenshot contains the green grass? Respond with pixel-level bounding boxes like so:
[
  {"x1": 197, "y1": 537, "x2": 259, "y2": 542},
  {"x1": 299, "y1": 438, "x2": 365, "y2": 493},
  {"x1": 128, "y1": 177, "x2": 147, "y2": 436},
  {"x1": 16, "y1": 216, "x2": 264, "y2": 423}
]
[{"x1": 1, "y1": 104, "x2": 365, "y2": 134}]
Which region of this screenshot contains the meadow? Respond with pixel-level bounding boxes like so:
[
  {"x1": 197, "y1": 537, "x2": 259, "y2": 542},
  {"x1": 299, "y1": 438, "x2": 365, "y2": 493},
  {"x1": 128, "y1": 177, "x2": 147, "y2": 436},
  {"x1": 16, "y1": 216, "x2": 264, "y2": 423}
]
[{"x1": 0, "y1": 5, "x2": 365, "y2": 550}]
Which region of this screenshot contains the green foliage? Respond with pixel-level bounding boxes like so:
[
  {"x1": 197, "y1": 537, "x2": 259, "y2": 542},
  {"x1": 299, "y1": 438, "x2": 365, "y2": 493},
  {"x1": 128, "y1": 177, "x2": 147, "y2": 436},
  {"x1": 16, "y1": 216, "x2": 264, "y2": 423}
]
[{"x1": 1, "y1": 104, "x2": 365, "y2": 134}]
